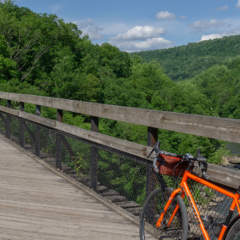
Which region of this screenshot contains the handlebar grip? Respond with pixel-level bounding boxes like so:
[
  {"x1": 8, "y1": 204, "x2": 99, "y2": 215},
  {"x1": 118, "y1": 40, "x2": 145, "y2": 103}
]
[
  {"x1": 147, "y1": 148, "x2": 155, "y2": 158},
  {"x1": 147, "y1": 141, "x2": 160, "y2": 158},
  {"x1": 202, "y1": 171, "x2": 209, "y2": 180},
  {"x1": 153, "y1": 157, "x2": 159, "y2": 173}
]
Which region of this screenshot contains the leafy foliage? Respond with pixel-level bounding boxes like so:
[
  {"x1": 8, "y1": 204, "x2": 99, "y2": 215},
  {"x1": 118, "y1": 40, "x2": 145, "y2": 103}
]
[
  {"x1": 0, "y1": 1, "x2": 237, "y2": 203},
  {"x1": 134, "y1": 35, "x2": 240, "y2": 81}
]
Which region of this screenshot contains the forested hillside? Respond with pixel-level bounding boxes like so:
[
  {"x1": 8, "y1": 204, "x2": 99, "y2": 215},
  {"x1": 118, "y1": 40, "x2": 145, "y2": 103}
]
[
  {"x1": 188, "y1": 57, "x2": 240, "y2": 119},
  {"x1": 134, "y1": 35, "x2": 240, "y2": 81},
  {"x1": 2, "y1": 0, "x2": 240, "y2": 203},
  {"x1": 2, "y1": 1, "x2": 240, "y2": 200},
  {"x1": 0, "y1": 1, "x2": 218, "y2": 153}
]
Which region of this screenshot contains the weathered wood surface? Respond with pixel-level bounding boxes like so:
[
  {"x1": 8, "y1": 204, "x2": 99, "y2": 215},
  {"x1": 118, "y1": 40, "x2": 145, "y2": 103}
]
[
  {"x1": 0, "y1": 106, "x2": 149, "y2": 159},
  {"x1": 0, "y1": 106, "x2": 239, "y2": 190},
  {"x1": 0, "y1": 135, "x2": 156, "y2": 240},
  {"x1": 1, "y1": 92, "x2": 240, "y2": 143}
]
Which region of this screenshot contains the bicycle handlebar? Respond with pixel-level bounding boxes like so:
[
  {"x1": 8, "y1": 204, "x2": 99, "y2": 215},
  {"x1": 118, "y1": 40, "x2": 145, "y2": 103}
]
[
  {"x1": 149, "y1": 141, "x2": 208, "y2": 177},
  {"x1": 148, "y1": 141, "x2": 206, "y2": 162}
]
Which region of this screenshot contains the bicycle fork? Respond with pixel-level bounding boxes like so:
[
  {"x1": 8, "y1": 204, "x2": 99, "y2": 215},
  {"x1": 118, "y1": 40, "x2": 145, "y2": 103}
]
[
  {"x1": 155, "y1": 188, "x2": 182, "y2": 228},
  {"x1": 154, "y1": 183, "x2": 211, "y2": 239}
]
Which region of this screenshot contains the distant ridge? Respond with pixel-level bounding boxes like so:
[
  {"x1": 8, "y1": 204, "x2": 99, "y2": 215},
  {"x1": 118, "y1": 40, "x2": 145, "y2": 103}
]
[{"x1": 134, "y1": 35, "x2": 240, "y2": 80}]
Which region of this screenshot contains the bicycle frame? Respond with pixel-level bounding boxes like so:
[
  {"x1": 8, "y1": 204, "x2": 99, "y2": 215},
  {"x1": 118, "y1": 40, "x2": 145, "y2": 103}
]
[{"x1": 156, "y1": 170, "x2": 240, "y2": 240}]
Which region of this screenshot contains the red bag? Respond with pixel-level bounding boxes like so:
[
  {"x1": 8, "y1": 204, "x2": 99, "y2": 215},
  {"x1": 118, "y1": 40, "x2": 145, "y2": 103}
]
[{"x1": 157, "y1": 153, "x2": 185, "y2": 176}]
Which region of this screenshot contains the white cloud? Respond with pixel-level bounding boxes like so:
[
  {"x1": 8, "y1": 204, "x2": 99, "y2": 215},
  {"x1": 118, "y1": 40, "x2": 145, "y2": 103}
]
[
  {"x1": 191, "y1": 18, "x2": 240, "y2": 41},
  {"x1": 113, "y1": 26, "x2": 165, "y2": 41},
  {"x1": 70, "y1": 21, "x2": 173, "y2": 51},
  {"x1": 101, "y1": 23, "x2": 130, "y2": 36},
  {"x1": 156, "y1": 11, "x2": 175, "y2": 20},
  {"x1": 191, "y1": 19, "x2": 227, "y2": 31},
  {"x1": 110, "y1": 37, "x2": 172, "y2": 52},
  {"x1": 237, "y1": 0, "x2": 240, "y2": 8},
  {"x1": 74, "y1": 19, "x2": 103, "y2": 40},
  {"x1": 200, "y1": 28, "x2": 240, "y2": 41},
  {"x1": 49, "y1": 4, "x2": 62, "y2": 14},
  {"x1": 200, "y1": 34, "x2": 225, "y2": 41},
  {"x1": 109, "y1": 25, "x2": 171, "y2": 52},
  {"x1": 217, "y1": 5, "x2": 229, "y2": 11},
  {"x1": 130, "y1": 38, "x2": 171, "y2": 50}
]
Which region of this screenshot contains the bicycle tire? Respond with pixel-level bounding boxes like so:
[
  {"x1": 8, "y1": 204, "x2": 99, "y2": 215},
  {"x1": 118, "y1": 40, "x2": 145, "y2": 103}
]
[
  {"x1": 224, "y1": 217, "x2": 240, "y2": 240},
  {"x1": 139, "y1": 187, "x2": 188, "y2": 240}
]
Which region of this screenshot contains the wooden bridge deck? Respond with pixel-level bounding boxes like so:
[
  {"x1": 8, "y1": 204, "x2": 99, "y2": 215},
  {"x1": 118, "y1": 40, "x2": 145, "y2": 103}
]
[{"x1": 0, "y1": 135, "x2": 154, "y2": 240}]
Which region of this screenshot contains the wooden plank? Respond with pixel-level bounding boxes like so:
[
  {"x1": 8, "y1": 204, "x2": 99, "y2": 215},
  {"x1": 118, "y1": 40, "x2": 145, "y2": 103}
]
[
  {"x1": 146, "y1": 127, "x2": 158, "y2": 196},
  {"x1": 0, "y1": 135, "x2": 153, "y2": 240},
  {"x1": 115, "y1": 201, "x2": 140, "y2": 208},
  {"x1": 0, "y1": 106, "x2": 55, "y2": 128},
  {"x1": 0, "y1": 106, "x2": 149, "y2": 159},
  {"x1": 101, "y1": 189, "x2": 119, "y2": 196},
  {"x1": 1, "y1": 92, "x2": 240, "y2": 143},
  {"x1": 0, "y1": 106, "x2": 240, "y2": 190},
  {"x1": 205, "y1": 163, "x2": 240, "y2": 190},
  {"x1": 105, "y1": 195, "x2": 127, "y2": 202}
]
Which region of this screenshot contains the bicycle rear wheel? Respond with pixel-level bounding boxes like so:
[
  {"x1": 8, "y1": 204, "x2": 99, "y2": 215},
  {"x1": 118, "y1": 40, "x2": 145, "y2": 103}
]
[
  {"x1": 139, "y1": 187, "x2": 188, "y2": 240},
  {"x1": 224, "y1": 217, "x2": 240, "y2": 240}
]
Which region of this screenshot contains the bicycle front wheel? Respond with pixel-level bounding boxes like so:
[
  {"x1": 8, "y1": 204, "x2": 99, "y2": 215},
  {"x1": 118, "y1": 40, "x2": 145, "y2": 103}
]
[
  {"x1": 139, "y1": 187, "x2": 188, "y2": 240},
  {"x1": 224, "y1": 217, "x2": 240, "y2": 240}
]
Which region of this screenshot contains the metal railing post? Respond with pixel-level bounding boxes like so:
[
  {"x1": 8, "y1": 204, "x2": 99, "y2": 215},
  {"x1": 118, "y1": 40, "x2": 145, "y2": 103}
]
[
  {"x1": 35, "y1": 105, "x2": 41, "y2": 156},
  {"x1": 145, "y1": 127, "x2": 158, "y2": 220},
  {"x1": 56, "y1": 109, "x2": 63, "y2": 169},
  {"x1": 6, "y1": 100, "x2": 12, "y2": 139},
  {"x1": 19, "y1": 102, "x2": 25, "y2": 147},
  {"x1": 90, "y1": 117, "x2": 99, "y2": 191},
  {"x1": 146, "y1": 127, "x2": 158, "y2": 197}
]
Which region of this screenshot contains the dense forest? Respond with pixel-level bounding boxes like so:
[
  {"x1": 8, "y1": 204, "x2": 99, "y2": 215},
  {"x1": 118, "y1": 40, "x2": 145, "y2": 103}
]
[
  {"x1": 134, "y1": 35, "x2": 240, "y2": 81},
  {"x1": 0, "y1": 1, "x2": 239, "y2": 202}
]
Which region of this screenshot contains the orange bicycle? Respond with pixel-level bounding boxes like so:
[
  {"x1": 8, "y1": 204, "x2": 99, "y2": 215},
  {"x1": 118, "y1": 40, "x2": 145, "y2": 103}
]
[{"x1": 139, "y1": 142, "x2": 240, "y2": 240}]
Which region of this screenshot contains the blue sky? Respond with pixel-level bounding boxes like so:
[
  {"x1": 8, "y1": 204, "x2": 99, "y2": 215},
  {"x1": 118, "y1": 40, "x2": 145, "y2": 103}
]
[{"x1": 14, "y1": 0, "x2": 240, "y2": 52}]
